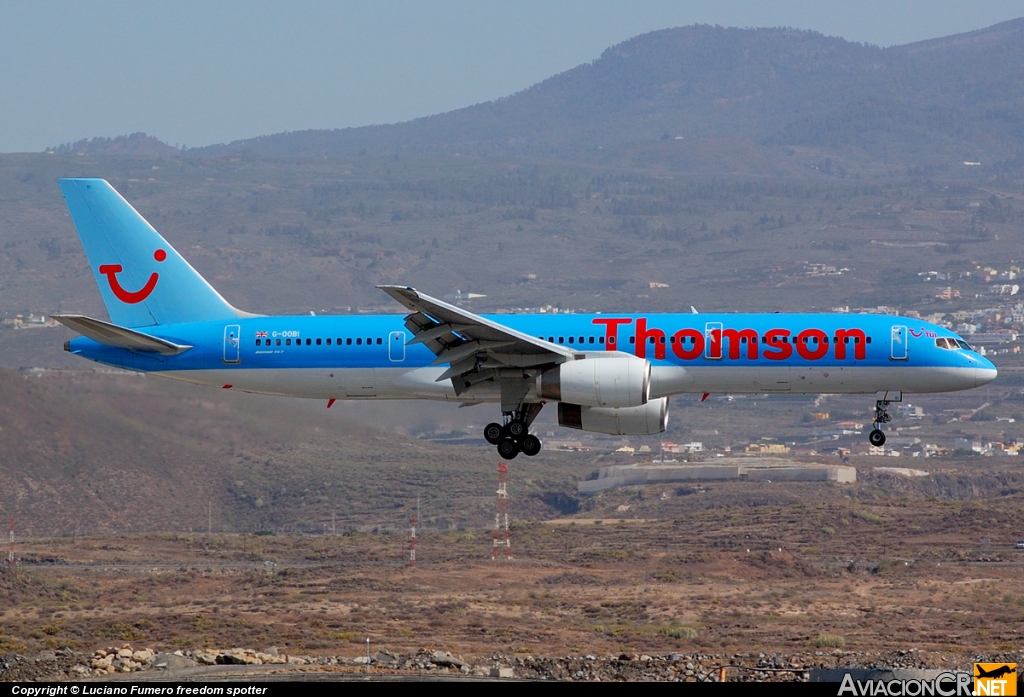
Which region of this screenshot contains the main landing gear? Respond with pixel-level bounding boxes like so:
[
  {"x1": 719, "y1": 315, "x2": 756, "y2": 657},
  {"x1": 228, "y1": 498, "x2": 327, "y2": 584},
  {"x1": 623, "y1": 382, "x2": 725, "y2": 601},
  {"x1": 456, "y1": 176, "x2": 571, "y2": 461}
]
[
  {"x1": 484, "y1": 404, "x2": 543, "y2": 460},
  {"x1": 868, "y1": 399, "x2": 892, "y2": 447}
]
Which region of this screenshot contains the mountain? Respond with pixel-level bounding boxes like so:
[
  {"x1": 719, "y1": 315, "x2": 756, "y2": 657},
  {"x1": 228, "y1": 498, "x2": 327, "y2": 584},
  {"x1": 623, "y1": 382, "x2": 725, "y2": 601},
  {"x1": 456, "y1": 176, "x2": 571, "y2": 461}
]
[
  {"x1": 45, "y1": 132, "x2": 181, "y2": 157},
  {"x1": 192, "y1": 20, "x2": 1024, "y2": 166}
]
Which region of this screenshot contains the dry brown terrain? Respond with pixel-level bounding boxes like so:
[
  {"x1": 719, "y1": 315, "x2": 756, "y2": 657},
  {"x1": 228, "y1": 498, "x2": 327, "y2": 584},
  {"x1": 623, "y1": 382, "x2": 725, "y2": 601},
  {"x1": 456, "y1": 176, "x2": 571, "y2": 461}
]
[{"x1": 3, "y1": 475, "x2": 1023, "y2": 670}]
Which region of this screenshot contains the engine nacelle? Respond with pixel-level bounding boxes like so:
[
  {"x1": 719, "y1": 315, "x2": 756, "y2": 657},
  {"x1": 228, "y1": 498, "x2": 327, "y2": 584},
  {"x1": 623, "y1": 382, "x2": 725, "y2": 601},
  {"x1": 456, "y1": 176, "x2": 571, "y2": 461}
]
[
  {"x1": 557, "y1": 398, "x2": 668, "y2": 436},
  {"x1": 538, "y1": 356, "x2": 650, "y2": 408}
]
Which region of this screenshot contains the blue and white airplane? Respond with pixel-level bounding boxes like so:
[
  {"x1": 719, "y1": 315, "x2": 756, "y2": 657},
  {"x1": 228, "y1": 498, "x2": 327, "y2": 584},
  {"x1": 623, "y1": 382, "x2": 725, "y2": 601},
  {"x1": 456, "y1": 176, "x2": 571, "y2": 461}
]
[{"x1": 54, "y1": 179, "x2": 997, "y2": 459}]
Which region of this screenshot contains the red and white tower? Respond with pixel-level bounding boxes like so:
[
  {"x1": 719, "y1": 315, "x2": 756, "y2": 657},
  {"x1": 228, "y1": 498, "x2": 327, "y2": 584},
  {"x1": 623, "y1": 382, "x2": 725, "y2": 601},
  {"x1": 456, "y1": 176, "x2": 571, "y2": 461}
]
[
  {"x1": 409, "y1": 506, "x2": 417, "y2": 567},
  {"x1": 7, "y1": 518, "x2": 14, "y2": 572},
  {"x1": 492, "y1": 463, "x2": 511, "y2": 560}
]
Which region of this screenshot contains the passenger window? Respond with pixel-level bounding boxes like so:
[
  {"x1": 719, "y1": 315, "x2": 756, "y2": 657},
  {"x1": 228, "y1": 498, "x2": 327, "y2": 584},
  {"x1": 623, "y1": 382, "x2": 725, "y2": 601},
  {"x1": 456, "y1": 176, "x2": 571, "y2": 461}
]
[
  {"x1": 316, "y1": 338, "x2": 322, "y2": 346},
  {"x1": 366, "y1": 337, "x2": 372, "y2": 345},
  {"x1": 276, "y1": 338, "x2": 281, "y2": 346},
  {"x1": 599, "y1": 337, "x2": 604, "y2": 344},
  {"x1": 629, "y1": 337, "x2": 635, "y2": 344},
  {"x1": 568, "y1": 337, "x2": 574, "y2": 344},
  {"x1": 377, "y1": 337, "x2": 382, "y2": 345},
  {"x1": 558, "y1": 337, "x2": 564, "y2": 343},
  {"x1": 326, "y1": 338, "x2": 331, "y2": 345},
  {"x1": 579, "y1": 336, "x2": 584, "y2": 343},
  {"x1": 867, "y1": 337, "x2": 872, "y2": 344},
  {"x1": 589, "y1": 336, "x2": 595, "y2": 344},
  {"x1": 357, "y1": 338, "x2": 362, "y2": 345},
  {"x1": 286, "y1": 339, "x2": 291, "y2": 346},
  {"x1": 306, "y1": 338, "x2": 312, "y2": 346},
  {"x1": 548, "y1": 336, "x2": 554, "y2": 342},
  {"x1": 346, "y1": 338, "x2": 352, "y2": 345}
]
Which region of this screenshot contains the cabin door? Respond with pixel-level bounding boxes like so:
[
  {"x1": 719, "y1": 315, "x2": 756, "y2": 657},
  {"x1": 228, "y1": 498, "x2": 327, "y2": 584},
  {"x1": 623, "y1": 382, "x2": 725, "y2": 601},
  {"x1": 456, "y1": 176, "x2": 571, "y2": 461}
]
[
  {"x1": 890, "y1": 325, "x2": 908, "y2": 361},
  {"x1": 704, "y1": 322, "x2": 723, "y2": 360},
  {"x1": 223, "y1": 325, "x2": 241, "y2": 364}
]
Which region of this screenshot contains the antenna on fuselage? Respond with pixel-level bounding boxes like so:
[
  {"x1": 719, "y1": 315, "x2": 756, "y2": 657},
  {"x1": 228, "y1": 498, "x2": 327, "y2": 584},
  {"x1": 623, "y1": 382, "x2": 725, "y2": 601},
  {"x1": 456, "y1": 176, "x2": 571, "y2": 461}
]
[{"x1": 690, "y1": 306, "x2": 698, "y2": 314}]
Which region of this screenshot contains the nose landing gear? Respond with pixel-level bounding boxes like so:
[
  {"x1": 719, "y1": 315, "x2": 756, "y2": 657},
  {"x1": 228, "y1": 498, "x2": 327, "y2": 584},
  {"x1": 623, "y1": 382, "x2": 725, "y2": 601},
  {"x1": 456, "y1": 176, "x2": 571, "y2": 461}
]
[{"x1": 868, "y1": 398, "x2": 892, "y2": 446}]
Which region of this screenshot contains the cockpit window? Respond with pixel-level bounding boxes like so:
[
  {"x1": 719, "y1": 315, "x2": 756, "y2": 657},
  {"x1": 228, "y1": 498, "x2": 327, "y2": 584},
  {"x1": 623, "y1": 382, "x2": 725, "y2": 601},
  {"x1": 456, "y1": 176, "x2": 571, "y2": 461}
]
[{"x1": 936, "y1": 337, "x2": 974, "y2": 351}]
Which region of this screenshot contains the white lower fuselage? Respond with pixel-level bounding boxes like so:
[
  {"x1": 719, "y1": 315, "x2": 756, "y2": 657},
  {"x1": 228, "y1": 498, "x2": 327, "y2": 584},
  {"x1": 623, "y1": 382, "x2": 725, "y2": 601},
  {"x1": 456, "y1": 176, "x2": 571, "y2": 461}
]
[{"x1": 157, "y1": 363, "x2": 991, "y2": 403}]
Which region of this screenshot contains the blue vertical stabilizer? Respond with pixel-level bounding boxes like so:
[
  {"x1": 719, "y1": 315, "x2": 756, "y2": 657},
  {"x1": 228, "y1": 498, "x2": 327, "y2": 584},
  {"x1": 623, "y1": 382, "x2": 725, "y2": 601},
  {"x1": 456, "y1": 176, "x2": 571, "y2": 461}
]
[{"x1": 59, "y1": 178, "x2": 240, "y2": 327}]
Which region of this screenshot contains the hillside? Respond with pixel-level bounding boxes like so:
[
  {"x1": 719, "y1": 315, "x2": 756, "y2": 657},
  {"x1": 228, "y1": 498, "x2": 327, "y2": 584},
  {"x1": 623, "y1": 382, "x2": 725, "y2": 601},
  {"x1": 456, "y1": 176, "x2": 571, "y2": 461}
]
[
  {"x1": 192, "y1": 20, "x2": 1024, "y2": 167},
  {"x1": 0, "y1": 368, "x2": 597, "y2": 536}
]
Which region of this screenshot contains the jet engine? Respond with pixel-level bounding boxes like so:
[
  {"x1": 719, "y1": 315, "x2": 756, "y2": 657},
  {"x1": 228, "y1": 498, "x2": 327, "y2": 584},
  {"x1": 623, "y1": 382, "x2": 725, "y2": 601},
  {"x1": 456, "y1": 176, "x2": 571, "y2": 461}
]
[
  {"x1": 538, "y1": 356, "x2": 650, "y2": 408},
  {"x1": 557, "y1": 398, "x2": 668, "y2": 436}
]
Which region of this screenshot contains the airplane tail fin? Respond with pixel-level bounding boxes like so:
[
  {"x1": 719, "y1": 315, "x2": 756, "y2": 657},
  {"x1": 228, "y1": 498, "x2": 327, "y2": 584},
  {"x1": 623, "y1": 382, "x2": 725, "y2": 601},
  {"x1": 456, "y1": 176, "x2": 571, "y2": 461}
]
[{"x1": 59, "y1": 178, "x2": 241, "y2": 328}]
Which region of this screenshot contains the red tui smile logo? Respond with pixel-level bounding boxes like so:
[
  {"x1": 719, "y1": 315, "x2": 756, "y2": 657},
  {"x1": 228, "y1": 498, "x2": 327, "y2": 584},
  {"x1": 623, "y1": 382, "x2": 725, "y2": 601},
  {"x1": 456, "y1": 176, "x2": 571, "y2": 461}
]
[{"x1": 99, "y1": 249, "x2": 166, "y2": 304}]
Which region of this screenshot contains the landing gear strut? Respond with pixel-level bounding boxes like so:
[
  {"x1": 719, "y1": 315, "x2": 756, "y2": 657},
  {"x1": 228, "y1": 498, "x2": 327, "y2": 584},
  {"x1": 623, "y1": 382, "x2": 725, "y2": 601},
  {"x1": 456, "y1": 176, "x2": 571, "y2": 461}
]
[
  {"x1": 868, "y1": 399, "x2": 892, "y2": 447},
  {"x1": 485, "y1": 404, "x2": 543, "y2": 460}
]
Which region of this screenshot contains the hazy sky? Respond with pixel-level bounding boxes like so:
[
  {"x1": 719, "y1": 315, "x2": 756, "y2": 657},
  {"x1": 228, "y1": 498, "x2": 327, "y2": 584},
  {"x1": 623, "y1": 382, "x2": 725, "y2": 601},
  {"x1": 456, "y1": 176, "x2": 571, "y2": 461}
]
[{"x1": 1, "y1": 1, "x2": 1021, "y2": 153}]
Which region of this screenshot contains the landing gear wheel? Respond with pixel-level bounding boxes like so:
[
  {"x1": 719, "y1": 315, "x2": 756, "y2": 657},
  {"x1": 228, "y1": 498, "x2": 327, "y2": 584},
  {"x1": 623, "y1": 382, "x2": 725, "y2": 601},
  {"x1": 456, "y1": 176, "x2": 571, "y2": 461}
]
[
  {"x1": 484, "y1": 422, "x2": 504, "y2": 445},
  {"x1": 506, "y1": 420, "x2": 526, "y2": 440},
  {"x1": 520, "y1": 434, "x2": 542, "y2": 457},
  {"x1": 868, "y1": 429, "x2": 886, "y2": 447},
  {"x1": 497, "y1": 439, "x2": 520, "y2": 460}
]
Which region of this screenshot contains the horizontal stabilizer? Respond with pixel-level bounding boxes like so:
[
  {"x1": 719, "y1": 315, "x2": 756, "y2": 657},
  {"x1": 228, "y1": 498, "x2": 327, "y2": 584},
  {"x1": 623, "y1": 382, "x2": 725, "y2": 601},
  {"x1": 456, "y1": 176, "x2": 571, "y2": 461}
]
[{"x1": 53, "y1": 314, "x2": 192, "y2": 355}]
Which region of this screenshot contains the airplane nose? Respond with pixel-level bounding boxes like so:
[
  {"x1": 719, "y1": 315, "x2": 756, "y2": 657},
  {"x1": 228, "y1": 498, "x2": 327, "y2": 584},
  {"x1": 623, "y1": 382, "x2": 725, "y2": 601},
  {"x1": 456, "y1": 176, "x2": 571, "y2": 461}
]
[{"x1": 975, "y1": 360, "x2": 998, "y2": 387}]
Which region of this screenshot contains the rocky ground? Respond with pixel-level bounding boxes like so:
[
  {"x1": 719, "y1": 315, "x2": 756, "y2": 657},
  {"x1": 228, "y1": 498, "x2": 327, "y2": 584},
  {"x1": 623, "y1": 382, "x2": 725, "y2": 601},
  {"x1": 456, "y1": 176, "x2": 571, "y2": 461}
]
[
  {"x1": 2, "y1": 645, "x2": 1021, "y2": 682},
  {"x1": 3, "y1": 494, "x2": 1024, "y2": 683}
]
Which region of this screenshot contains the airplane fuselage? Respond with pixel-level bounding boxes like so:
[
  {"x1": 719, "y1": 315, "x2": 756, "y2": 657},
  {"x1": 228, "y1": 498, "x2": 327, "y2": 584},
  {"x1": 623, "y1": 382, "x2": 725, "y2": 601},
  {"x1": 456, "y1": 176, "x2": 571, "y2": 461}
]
[{"x1": 67, "y1": 312, "x2": 996, "y2": 403}]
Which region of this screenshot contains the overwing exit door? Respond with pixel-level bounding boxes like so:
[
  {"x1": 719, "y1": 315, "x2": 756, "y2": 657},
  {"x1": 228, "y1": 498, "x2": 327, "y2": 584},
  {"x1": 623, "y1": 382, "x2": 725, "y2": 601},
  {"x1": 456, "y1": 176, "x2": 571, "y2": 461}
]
[{"x1": 389, "y1": 331, "x2": 406, "y2": 361}]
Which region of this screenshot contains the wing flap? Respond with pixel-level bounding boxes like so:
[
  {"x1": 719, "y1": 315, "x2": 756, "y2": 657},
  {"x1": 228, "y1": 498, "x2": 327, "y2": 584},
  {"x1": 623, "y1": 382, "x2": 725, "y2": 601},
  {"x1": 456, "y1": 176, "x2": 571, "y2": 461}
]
[
  {"x1": 379, "y1": 286, "x2": 572, "y2": 396},
  {"x1": 53, "y1": 314, "x2": 192, "y2": 355}
]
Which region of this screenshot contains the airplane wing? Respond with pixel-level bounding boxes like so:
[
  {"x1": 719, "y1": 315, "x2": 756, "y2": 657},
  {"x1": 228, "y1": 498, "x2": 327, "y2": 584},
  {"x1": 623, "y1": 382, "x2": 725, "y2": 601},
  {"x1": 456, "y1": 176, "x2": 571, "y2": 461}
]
[
  {"x1": 53, "y1": 314, "x2": 193, "y2": 355},
  {"x1": 378, "y1": 286, "x2": 573, "y2": 402}
]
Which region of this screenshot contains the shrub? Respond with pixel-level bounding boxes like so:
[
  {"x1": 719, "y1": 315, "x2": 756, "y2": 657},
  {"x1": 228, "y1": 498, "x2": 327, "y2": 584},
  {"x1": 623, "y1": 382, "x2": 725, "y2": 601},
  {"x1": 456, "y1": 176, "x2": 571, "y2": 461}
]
[
  {"x1": 661, "y1": 626, "x2": 699, "y2": 640},
  {"x1": 814, "y1": 634, "x2": 846, "y2": 648}
]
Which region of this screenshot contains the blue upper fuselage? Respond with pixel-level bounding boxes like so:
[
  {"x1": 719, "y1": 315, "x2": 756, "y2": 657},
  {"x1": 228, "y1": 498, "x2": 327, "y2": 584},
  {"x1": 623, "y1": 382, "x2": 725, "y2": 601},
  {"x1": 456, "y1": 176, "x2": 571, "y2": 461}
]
[{"x1": 67, "y1": 312, "x2": 995, "y2": 376}]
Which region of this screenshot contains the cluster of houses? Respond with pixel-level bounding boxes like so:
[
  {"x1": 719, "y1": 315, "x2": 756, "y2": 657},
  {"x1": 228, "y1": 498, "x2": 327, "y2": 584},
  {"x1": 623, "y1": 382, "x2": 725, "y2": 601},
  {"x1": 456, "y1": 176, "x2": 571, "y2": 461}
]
[{"x1": 0, "y1": 313, "x2": 58, "y2": 328}]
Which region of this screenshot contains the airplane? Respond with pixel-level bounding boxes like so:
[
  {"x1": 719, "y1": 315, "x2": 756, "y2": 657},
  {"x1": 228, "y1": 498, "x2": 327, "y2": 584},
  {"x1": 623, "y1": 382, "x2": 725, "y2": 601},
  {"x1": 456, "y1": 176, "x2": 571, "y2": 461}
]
[
  {"x1": 975, "y1": 665, "x2": 1016, "y2": 680},
  {"x1": 53, "y1": 178, "x2": 997, "y2": 460}
]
